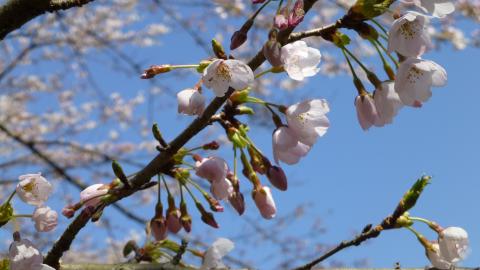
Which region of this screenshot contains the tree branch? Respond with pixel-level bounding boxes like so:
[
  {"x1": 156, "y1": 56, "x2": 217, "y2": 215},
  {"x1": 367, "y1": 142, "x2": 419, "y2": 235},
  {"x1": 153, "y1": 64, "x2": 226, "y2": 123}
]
[
  {"x1": 0, "y1": 0, "x2": 95, "y2": 41},
  {"x1": 59, "y1": 263, "x2": 196, "y2": 270}
]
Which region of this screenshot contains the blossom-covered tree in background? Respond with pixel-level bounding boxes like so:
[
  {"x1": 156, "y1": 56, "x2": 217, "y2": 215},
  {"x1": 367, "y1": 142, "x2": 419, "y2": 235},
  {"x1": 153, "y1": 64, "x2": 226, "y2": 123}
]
[{"x1": 0, "y1": 0, "x2": 479, "y2": 269}]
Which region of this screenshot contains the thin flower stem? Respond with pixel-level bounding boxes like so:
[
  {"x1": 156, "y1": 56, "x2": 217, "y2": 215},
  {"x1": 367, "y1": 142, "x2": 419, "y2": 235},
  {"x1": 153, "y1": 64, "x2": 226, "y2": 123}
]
[
  {"x1": 375, "y1": 39, "x2": 399, "y2": 68},
  {"x1": 254, "y1": 68, "x2": 274, "y2": 79},
  {"x1": 233, "y1": 147, "x2": 238, "y2": 179},
  {"x1": 276, "y1": 0, "x2": 285, "y2": 14},
  {"x1": 186, "y1": 179, "x2": 208, "y2": 197},
  {"x1": 3, "y1": 190, "x2": 16, "y2": 206},
  {"x1": 171, "y1": 64, "x2": 199, "y2": 70},
  {"x1": 181, "y1": 161, "x2": 195, "y2": 169},
  {"x1": 13, "y1": 214, "x2": 33, "y2": 218},
  {"x1": 161, "y1": 175, "x2": 172, "y2": 197},
  {"x1": 186, "y1": 146, "x2": 203, "y2": 153},
  {"x1": 343, "y1": 47, "x2": 372, "y2": 76},
  {"x1": 371, "y1": 39, "x2": 388, "y2": 67},
  {"x1": 157, "y1": 174, "x2": 162, "y2": 203},
  {"x1": 183, "y1": 182, "x2": 200, "y2": 204},
  {"x1": 341, "y1": 48, "x2": 359, "y2": 79},
  {"x1": 371, "y1": 19, "x2": 389, "y2": 36},
  {"x1": 251, "y1": 0, "x2": 274, "y2": 20},
  {"x1": 409, "y1": 216, "x2": 433, "y2": 225}
]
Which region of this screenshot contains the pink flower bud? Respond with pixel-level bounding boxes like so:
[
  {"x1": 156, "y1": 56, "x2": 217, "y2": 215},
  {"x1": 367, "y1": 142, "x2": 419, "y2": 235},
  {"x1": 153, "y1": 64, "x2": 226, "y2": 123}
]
[
  {"x1": 253, "y1": 186, "x2": 277, "y2": 219},
  {"x1": 210, "y1": 178, "x2": 234, "y2": 201},
  {"x1": 228, "y1": 191, "x2": 245, "y2": 216},
  {"x1": 195, "y1": 156, "x2": 228, "y2": 183},
  {"x1": 288, "y1": 0, "x2": 305, "y2": 27},
  {"x1": 274, "y1": 13, "x2": 288, "y2": 30},
  {"x1": 166, "y1": 209, "x2": 182, "y2": 234},
  {"x1": 266, "y1": 166, "x2": 288, "y2": 191},
  {"x1": 80, "y1": 183, "x2": 109, "y2": 208},
  {"x1": 177, "y1": 88, "x2": 205, "y2": 116},
  {"x1": 61, "y1": 204, "x2": 76, "y2": 218},
  {"x1": 32, "y1": 206, "x2": 58, "y2": 232},
  {"x1": 355, "y1": 94, "x2": 379, "y2": 131},
  {"x1": 150, "y1": 217, "x2": 167, "y2": 241},
  {"x1": 230, "y1": 29, "x2": 248, "y2": 50}
]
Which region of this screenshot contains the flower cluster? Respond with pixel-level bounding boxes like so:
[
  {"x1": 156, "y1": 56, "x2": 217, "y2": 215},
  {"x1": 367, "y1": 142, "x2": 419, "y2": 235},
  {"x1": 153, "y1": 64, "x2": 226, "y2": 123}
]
[{"x1": 0, "y1": 173, "x2": 58, "y2": 233}]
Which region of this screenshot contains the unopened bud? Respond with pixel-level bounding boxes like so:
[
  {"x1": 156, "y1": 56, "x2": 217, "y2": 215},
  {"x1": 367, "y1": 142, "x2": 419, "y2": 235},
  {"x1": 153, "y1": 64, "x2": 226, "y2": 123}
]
[
  {"x1": 229, "y1": 88, "x2": 250, "y2": 105},
  {"x1": 0, "y1": 203, "x2": 13, "y2": 227},
  {"x1": 230, "y1": 20, "x2": 253, "y2": 50},
  {"x1": 263, "y1": 29, "x2": 283, "y2": 67},
  {"x1": 150, "y1": 217, "x2": 167, "y2": 241},
  {"x1": 141, "y1": 65, "x2": 172, "y2": 79},
  {"x1": 212, "y1": 39, "x2": 227, "y2": 59},
  {"x1": 112, "y1": 160, "x2": 130, "y2": 188},
  {"x1": 236, "y1": 105, "x2": 255, "y2": 115},
  {"x1": 123, "y1": 240, "x2": 139, "y2": 258},
  {"x1": 202, "y1": 141, "x2": 220, "y2": 150},
  {"x1": 274, "y1": 12, "x2": 288, "y2": 30},
  {"x1": 356, "y1": 22, "x2": 379, "y2": 40},
  {"x1": 266, "y1": 165, "x2": 288, "y2": 191},
  {"x1": 196, "y1": 203, "x2": 219, "y2": 228},
  {"x1": 180, "y1": 202, "x2": 192, "y2": 232},
  {"x1": 228, "y1": 191, "x2": 245, "y2": 216},
  {"x1": 288, "y1": 0, "x2": 305, "y2": 27}
]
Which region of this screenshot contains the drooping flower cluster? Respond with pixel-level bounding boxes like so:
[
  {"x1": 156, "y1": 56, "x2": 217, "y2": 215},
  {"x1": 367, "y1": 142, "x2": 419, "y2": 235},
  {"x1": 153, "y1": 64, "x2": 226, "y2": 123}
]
[
  {"x1": 0, "y1": 173, "x2": 58, "y2": 232},
  {"x1": 354, "y1": 3, "x2": 451, "y2": 130}
]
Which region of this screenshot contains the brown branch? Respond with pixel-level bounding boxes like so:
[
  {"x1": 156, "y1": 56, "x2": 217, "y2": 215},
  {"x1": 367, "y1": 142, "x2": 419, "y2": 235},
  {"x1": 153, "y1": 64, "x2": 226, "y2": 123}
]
[{"x1": 0, "y1": 0, "x2": 95, "y2": 41}]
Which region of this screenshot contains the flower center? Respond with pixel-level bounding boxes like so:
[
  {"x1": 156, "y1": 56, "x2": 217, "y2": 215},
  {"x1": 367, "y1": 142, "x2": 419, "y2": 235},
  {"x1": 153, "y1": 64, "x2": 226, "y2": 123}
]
[
  {"x1": 296, "y1": 112, "x2": 310, "y2": 125},
  {"x1": 22, "y1": 181, "x2": 35, "y2": 193},
  {"x1": 407, "y1": 66, "x2": 424, "y2": 83},
  {"x1": 215, "y1": 61, "x2": 232, "y2": 82},
  {"x1": 400, "y1": 21, "x2": 420, "y2": 40}
]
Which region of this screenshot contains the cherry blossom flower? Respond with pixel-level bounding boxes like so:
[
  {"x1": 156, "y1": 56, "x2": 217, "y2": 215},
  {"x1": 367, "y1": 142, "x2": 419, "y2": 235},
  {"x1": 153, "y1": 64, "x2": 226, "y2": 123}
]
[
  {"x1": 202, "y1": 59, "x2": 254, "y2": 97},
  {"x1": 80, "y1": 183, "x2": 109, "y2": 208},
  {"x1": 438, "y1": 227, "x2": 469, "y2": 263},
  {"x1": 16, "y1": 173, "x2": 53, "y2": 206},
  {"x1": 201, "y1": 238, "x2": 235, "y2": 270},
  {"x1": 388, "y1": 12, "x2": 431, "y2": 57},
  {"x1": 394, "y1": 58, "x2": 447, "y2": 106},
  {"x1": 427, "y1": 242, "x2": 454, "y2": 269},
  {"x1": 32, "y1": 206, "x2": 58, "y2": 232},
  {"x1": 210, "y1": 178, "x2": 234, "y2": 201},
  {"x1": 403, "y1": 0, "x2": 455, "y2": 18},
  {"x1": 355, "y1": 94, "x2": 380, "y2": 131},
  {"x1": 286, "y1": 99, "x2": 330, "y2": 146},
  {"x1": 281, "y1": 41, "x2": 321, "y2": 81},
  {"x1": 272, "y1": 126, "x2": 310, "y2": 165},
  {"x1": 373, "y1": 81, "x2": 403, "y2": 126},
  {"x1": 9, "y1": 238, "x2": 55, "y2": 270},
  {"x1": 177, "y1": 88, "x2": 205, "y2": 116},
  {"x1": 195, "y1": 156, "x2": 229, "y2": 183},
  {"x1": 228, "y1": 191, "x2": 245, "y2": 215},
  {"x1": 253, "y1": 186, "x2": 277, "y2": 219}
]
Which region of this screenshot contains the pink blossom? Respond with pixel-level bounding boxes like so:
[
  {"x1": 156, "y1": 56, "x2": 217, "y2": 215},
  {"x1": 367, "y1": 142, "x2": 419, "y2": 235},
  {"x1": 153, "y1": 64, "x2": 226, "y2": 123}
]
[
  {"x1": 286, "y1": 99, "x2": 330, "y2": 146},
  {"x1": 177, "y1": 88, "x2": 205, "y2": 116},
  {"x1": 210, "y1": 178, "x2": 234, "y2": 201},
  {"x1": 16, "y1": 173, "x2": 52, "y2": 206},
  {"x1": 394, "y1": 58, "x2": 447, "y2": 106},
  {"x1": 150, "y1": 217, "x2": 167, "y2": 241},
  {"x1": 288, "y1": 0, "x2": 305, "y2": 27},
  {"x1": 355, "y1": 94, "x2": 379, "y2": 131},
  {"x1": 272, "y1": 126, "x2": 310, "y2": 165},
  {"x1": 195, "y1": 156, "x2": 229, "y2": 183},
  {"x1": 32, "y1": 206, "x2": 58, "y2": 232},
  {"x1": 373, "y1": 81, "x2": 403, "y2": 127},
  {"x1": 388, "y1": 12, "x2": 431, "y2": 57},
  {"x1": 80, "y1": 183, "x2": 109, "y2": 208},
  {"x1": 253, "y1": 186, "x2": 277, "y2": 219}
]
